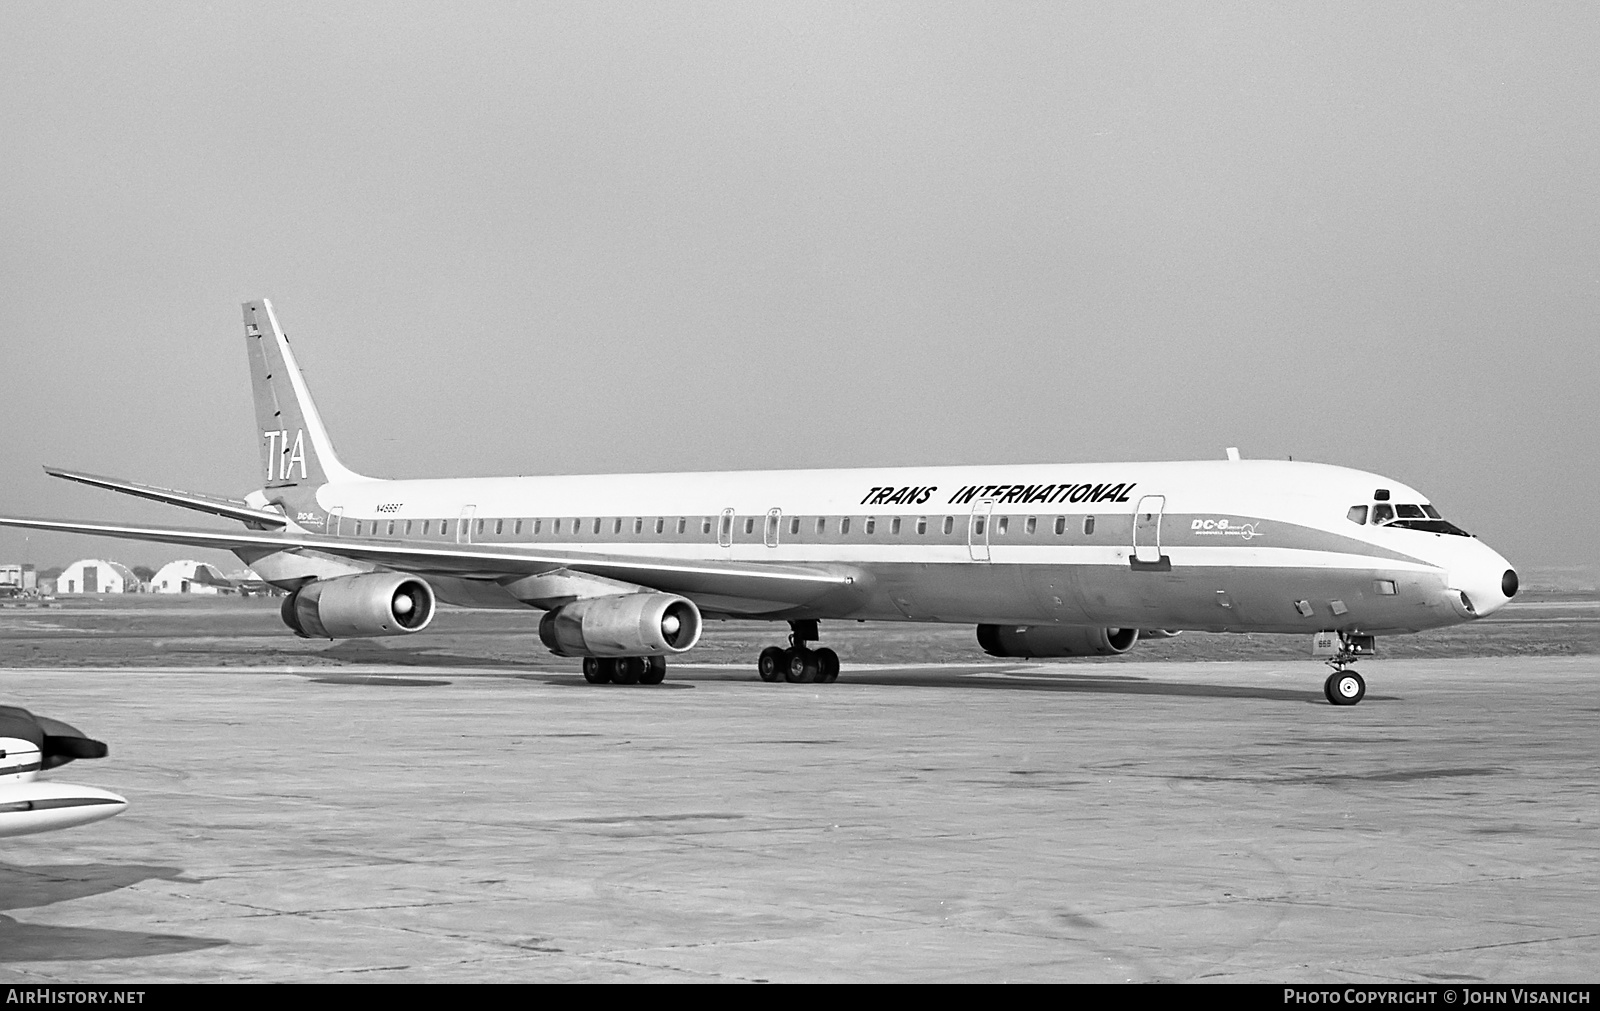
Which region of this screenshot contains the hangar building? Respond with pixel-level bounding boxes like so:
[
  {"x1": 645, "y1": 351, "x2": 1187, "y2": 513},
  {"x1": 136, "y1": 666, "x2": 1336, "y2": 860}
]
[
  {"x1": 56, "y1": 559, "x2": 137, "y2": 594},
  {"x1": 150, "y1": 560, "x2": 234, "y2": 594}
]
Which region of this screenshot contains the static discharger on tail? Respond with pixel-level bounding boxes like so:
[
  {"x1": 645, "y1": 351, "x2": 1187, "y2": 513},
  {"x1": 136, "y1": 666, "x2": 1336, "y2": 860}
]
[{"x1": 0, "y1": 299, "x2": 1520, "y2": 705}]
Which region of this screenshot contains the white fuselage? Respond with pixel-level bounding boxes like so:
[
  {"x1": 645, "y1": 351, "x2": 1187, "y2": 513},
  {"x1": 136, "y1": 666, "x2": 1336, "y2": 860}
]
[{"x1": 242, "y1": 458, "x2": 1514, "y2": 636}]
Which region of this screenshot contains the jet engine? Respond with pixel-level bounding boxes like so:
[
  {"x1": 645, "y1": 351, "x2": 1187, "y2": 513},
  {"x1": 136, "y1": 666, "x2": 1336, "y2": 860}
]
[
  {"x1": 976, "y1": 624, "x2": 1139, "y2": 658},
  {"x1": 281, "y1": 572, "x2": 436, "y2": 639},
  {"x1": 539, "y1": 593, "x2": 702, "y2": 657}
]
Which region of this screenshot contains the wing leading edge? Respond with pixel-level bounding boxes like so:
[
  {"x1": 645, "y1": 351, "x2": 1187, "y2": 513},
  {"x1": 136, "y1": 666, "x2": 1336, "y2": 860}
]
[{"x1": 0, "y1": 514, "x2": 859, "y2": 607}]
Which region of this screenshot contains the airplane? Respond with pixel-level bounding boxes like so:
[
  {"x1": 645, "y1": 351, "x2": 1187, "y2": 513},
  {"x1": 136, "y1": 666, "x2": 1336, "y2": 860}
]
[
  {"x1": 0, "y1": 299, "x2": 1518, "y2": 705},
  {"x1": 0, "y1": 706, "x2": 126, "y2": 838}
]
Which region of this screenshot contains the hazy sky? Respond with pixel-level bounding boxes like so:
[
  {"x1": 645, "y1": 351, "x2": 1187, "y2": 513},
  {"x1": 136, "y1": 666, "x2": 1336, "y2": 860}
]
[{"x1": 1, "y1": 2, "x2": 1596, "y2": 574}]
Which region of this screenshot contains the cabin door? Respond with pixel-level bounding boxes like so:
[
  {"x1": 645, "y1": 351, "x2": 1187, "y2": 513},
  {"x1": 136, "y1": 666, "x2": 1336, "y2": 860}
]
[
  {"x1": 458, "y1": 505, "x2": 476, "y2": 544},
  {"x1": 968, "y1": 499, "x2": 995, "y2": 561},
  {"x1": 328, "y1": 506, "x2": 343, "y2": 536},
  {"x1": 1133, "y1": 494, "x2": 1166, "y2": 564}
]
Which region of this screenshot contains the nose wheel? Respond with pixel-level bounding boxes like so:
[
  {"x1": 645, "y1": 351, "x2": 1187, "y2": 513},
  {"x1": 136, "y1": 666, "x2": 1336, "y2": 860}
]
[{"x1": 1324, "y1": 670, "x2": 1365, "y2": 705}]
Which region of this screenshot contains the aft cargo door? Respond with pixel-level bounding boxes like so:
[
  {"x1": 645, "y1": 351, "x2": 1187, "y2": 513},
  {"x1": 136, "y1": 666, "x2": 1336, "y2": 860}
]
[{"x1": 1133, "y1": 495, "x2": 1165, "y2": 564}]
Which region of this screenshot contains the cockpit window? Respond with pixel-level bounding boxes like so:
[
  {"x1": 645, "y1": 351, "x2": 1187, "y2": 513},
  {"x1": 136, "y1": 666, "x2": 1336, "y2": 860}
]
[
  {"x1": 1346, "y1": 505, "x2": 1368, "y2": 525},
  {"x1": 1375, "y1": 501, "x2": 1471, "y2": 536}
]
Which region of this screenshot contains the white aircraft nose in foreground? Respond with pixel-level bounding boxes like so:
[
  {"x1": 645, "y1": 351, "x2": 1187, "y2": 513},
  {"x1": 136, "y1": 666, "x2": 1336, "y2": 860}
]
[
  {"x1": 0, "y1": 706, "x2": 126, "y2": 838},
  {"x1": 0, "y1": 299, "x2": 1517, "y2": 705}
]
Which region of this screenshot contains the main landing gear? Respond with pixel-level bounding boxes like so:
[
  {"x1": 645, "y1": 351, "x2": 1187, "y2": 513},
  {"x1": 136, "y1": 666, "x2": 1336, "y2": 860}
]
[
  {"x1": 757, "y1": 620, "x2": 840, "y2": 684},
  {"x1": 1321, "y1": 632, "x2": 1375, "y2": 706},
  {"x1": 582, "y1": 656, "x2": 667, "y2": 686}
]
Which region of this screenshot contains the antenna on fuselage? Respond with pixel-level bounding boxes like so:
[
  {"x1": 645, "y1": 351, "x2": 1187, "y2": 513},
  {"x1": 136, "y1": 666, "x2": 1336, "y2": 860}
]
[{"x1": 1226, "y1": 447, "x2": 1241, "y2": 461}]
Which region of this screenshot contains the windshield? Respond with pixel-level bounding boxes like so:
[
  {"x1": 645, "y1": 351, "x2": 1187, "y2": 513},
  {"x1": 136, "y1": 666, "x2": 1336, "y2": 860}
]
[{"x1": 1348, "y1": 501, "x2": 1470, "y2": 536}]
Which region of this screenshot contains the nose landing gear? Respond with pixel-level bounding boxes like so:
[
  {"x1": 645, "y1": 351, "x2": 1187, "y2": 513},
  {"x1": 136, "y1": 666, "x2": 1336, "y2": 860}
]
[
  {"x1": 757, "y1": 620, "x2": 840, "y2": 684},
  {"x1": 1320, "y1": 632, "x2": 1375, "y2": 706}
]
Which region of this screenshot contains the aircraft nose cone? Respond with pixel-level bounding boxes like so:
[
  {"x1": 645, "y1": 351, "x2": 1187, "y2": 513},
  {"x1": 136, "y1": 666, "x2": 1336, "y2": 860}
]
[{"x1": 1448, "y1": 556, "x2": 1516, "y2": 619}]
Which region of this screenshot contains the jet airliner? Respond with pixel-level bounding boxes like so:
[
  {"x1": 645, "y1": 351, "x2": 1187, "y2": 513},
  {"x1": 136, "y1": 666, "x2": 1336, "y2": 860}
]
[{"x1": 0, "y1": 300, "x2": 1518, "y2": 704}]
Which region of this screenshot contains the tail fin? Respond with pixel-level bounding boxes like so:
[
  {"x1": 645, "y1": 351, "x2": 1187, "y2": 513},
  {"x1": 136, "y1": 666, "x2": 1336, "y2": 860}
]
[{"x1": 242, "y1": 301, "x2": 364, "y2": 522}]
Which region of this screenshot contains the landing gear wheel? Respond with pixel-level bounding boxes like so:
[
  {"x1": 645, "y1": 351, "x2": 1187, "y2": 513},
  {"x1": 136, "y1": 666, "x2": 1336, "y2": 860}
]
[
  {"x1": 1325, "y1": 670, "x2": 1365, "y2": 706},
  {"x1": 614, "y1": 657, "x2": 644, "y2": 685},
  {"x1": 758, "y1": 647, "x2": 785, "y2": 682},
  {"x1": 785, "y1": 648, "x2": 820, "y2": 684},
  {"x1": 816, "y1": 647, "x2": 840, "y2": 684},
  {"x1": 583, "y1": 657, "x2": 614, "y2": 684},
  {"x1": 640, "y1": 656, "x2": 666, "y2": 685}
]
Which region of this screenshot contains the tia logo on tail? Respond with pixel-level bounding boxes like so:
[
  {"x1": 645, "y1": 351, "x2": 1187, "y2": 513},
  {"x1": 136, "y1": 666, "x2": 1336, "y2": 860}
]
[{"x1": 263, "y1": 429, "x2": 308, "y2": 482}]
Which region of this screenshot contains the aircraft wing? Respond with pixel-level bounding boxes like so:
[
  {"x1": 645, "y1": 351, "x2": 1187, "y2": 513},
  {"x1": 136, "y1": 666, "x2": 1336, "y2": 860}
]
[
  {"x1": 0, "y1": 515, "x2": 858, "y2": 606},
  {"x1": 44, "y1": 467, "x2": 289, "y2": 528}
]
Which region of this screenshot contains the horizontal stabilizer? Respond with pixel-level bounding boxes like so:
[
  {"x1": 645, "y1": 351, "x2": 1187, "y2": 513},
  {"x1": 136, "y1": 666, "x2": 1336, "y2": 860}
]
[{"x1": 44, "y1": 467, "x2": 287, "y2": 528}]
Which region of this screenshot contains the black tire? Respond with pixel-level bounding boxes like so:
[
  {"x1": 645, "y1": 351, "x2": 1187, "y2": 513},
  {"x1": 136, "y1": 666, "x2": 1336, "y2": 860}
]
[
  {"x1": 583, "y1": 657, "x2": 613, "y2": 684},
  {"x1": 614, "y1": 657, "x2": 644, "y2": 685},
  {"x1": 640, "y1": 656, "x2": 666, "y2": 685},
  {"x1": 785, "y1": 648, "x2": 819, "y2": 684},
  {"x1": 816, "y1": 647, "x2": 840, "y2": 684},
  {"x1": 758, "y1": 647, "x2": 785, "y2": 682},
  {"x1": 1326, "y1": 670, "x2": 1365, "y2": 706}
]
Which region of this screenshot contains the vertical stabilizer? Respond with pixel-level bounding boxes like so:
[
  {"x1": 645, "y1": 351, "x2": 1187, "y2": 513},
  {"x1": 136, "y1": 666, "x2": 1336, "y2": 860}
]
[{"x1": 242, "y1": 300, "x2": 363, "y2": 524}]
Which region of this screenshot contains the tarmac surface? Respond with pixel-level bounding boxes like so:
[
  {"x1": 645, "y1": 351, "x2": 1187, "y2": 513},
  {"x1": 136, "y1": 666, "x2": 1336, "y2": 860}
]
[{"x1": 0, "y1": 653, "x2": 1596, "y2": 982}]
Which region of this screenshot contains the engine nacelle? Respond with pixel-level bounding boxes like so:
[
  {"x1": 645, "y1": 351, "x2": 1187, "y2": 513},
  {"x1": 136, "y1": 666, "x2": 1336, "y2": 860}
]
[
  {"x1": 281, "y1": 572, "x2": 436, "y2": 639},
  {"x1": 538, "y1": 593, "x2": 702, "y2": 657},
  {"x1": 976, "y1": 624, "x2": 1139, "y2": 658}
]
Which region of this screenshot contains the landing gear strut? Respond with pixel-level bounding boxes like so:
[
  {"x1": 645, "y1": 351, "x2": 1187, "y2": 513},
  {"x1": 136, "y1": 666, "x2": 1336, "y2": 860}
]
[
  {"x1": 757, "y1": 620, "x2": 840, "y2": 684},
  {"x1": 582, "y1": 656, "x2": 667, "y2": 686},
  {"x1": 1321, "y1": 632, "x2": 1374, "y2": 706}
]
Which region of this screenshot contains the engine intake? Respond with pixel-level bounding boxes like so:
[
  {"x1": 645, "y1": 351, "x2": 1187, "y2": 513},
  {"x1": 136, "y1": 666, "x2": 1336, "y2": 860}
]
[
  {"x1": 539, "y1": 593, "x2": 702, "y2": 657},
  {"x1": 976, "y1": 624, "x2": 1139, "y2": 658},
  {"x1": 281, "y1": 572, "x2": 435, "y2": 639}
]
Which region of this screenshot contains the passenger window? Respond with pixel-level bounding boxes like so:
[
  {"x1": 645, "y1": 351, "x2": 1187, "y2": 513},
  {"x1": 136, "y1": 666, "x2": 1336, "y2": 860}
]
[
  {"x1": 387, "y1": 521, "x2": 396, "y2": 536},
  {"x1": 514, "y1": 520, "x2": 522, "y2": 535},
  {"x1": 702, "y1": 517, "x2": 712, "y2": 535},
  {"x1": 441, "y1": 521, "x2": 452, "y2": 537},
  {"x1": 1346, "y1": 505, "x2": 1368, "y2": 525},
  {"x1": 633, "y1": 518, "x2": 642, "y2": 534},
  {"x1": 592, "y1": 518, "x2": 601, "y2": 535},
  {"x1": 476, "y1": 519, "x2": 485, "y2": 534},
  {"x1": 613, "y1": 518, "x2": 622, "y2": 534},
  {"x1": 533, "y1": 519, "x2": 542, "y2": 534},
  {"x1": 974, "y1": 517, "x2": 985, "y2": 535},
  {"x1": 1083, "y1": 516, "x2": 1095, "y2": 535},
  {"x1": 1025, "y1": 517, "x2": 1036, "y2": 535},
  {"x1": 1054, "y1": 516, "x2": 1065, "y2": 535},
  {"x1": 743, "y1": 516, "x2": 755, "y2": 535},
  {"x1": 1372, "y1": 504, "x2": 1395, "y2": 525},
  {"x1": 916, "y1": 517, "x2": 927, "y2": 535},
  {"x1": 405, "y1": 520, "x2": 413, "y2": 535},
  {"x1": 495, "y1": 519, "x2": 504, "y2": 535},
  {"x1": 553, "y1": 519, "x2": 562, "y2": 534},
  {"x1": 816, "y1": 517, "x2": 826, "y2": 534},
  {"x1": 422, "y1": 520, "x2": 431, "y2": 535},
  {"x1": 942, "y1": 516, "x2": 953, "y2": 535},
  {"x1": 675, "y1": 517, "x2": 685, "y2": 534},
  {"x1": 841, "y1": 517, "x2": 851, "y2": 535},
  {"x1": 790, "y1": 517, "x2": 800, "y2": 535},
  {"x1": 997, "y1": 516, "x2": 1008, "y2": 535},
  {"x1": 865, "y1": 517, "x2": 876, "y2": 534},
  {"x1": 890, "y1": 517, "x2": 901, "y2": 535}
]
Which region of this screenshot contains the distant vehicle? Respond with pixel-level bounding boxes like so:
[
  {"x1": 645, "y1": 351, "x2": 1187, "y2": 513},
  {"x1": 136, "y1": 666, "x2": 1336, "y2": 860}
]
[
  {"x1": 0, "y1": 299, "x2": 1518, "y2": 705},
  {"x1": 0, "y1": 585, "x2": 20, "y2": 599},
  {"x1": 0, "y1": 706, "x2": 126, "y2": 838}
]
